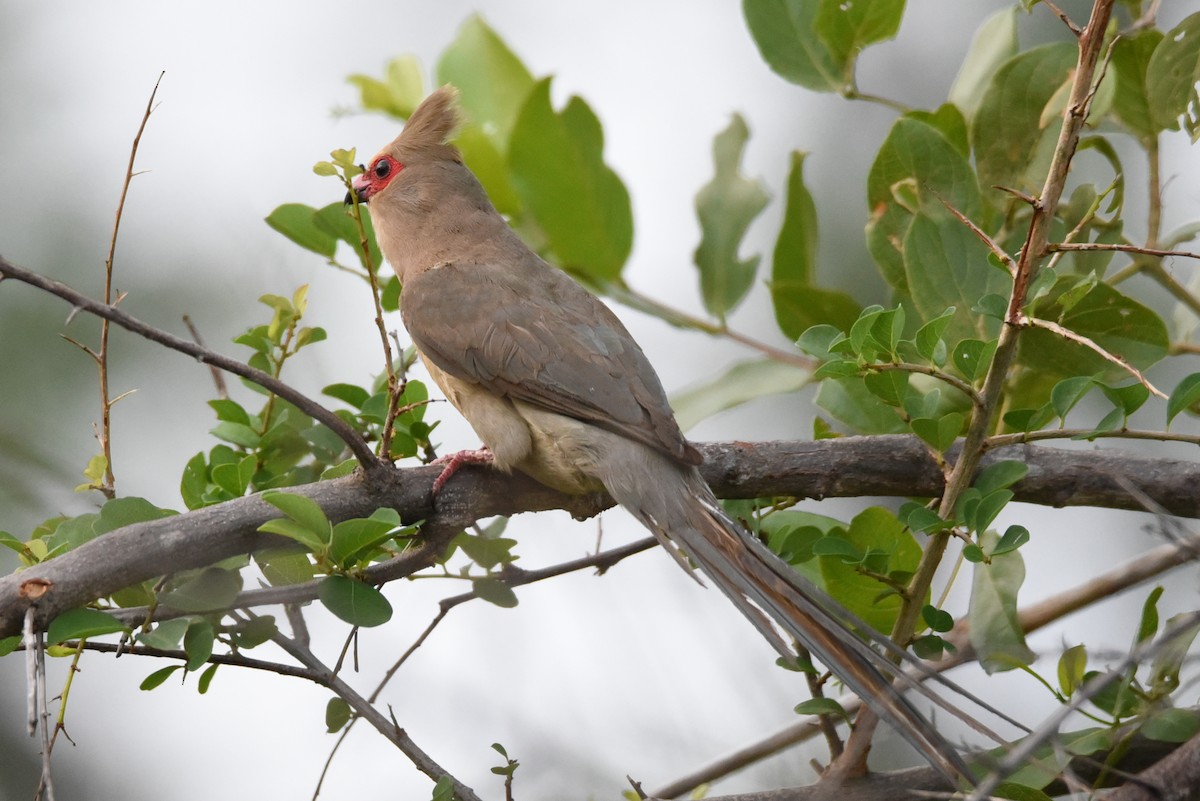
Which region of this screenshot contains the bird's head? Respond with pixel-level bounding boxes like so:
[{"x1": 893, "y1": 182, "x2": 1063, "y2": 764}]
[{"x1": 349, "y1": 85, "x2": 463, "y2": 205}]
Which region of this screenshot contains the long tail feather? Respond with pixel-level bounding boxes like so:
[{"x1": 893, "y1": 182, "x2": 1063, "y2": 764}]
[{"x1": 605, "y1": 459, "x2": 975, "y2": 785}]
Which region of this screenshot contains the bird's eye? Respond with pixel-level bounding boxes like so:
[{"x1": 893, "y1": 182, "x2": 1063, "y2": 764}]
[{"x1": 374, "y1": 159, "x2": 391, "y2": 179}]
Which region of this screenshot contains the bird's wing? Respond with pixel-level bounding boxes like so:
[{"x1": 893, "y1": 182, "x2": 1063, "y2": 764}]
[{"x1": 401, "y1": 260, "x2": 701, "y2": 467}]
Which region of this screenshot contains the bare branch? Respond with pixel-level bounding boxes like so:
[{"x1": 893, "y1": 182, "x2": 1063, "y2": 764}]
[
  {"x1": 1019, "y1": 314, "x2": 1167, "y2": 398},
  {"x1": 0, "y1": 254, "x2": 378, "y2": 468}
]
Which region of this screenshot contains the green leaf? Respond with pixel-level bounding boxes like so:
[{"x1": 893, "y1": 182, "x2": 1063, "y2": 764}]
[
  {"x1": 913, "y1": 308, "x2": 956, "y2": 363},
  {"x1": 814, "y1": 0, "x2": 903, "y2": 71},
  {"x1": 211, "y1": 454, "x2": 256, "y2": 498},
  {"x1": 313, "y1": 202, "x2": 382, "y2": 271},
  {"x1": 138, "y1": 617, "x2": 189, "y2": 650},
  {"x1": 1050, "y1": 375, "x2": 1096, "y2": 421},
  {"x1": 318, "y1": 576, "x2": 392, "y2": 627},
  {"x1": 183, "y1": 619, "x2": 215, "y2": 672},
  {"x1": 1146, "y1": 12, "x2": 1200, "y2": 138},
  {"x1": 431, "y1": 776, "x2": 456, "y2": 801},
  {"x1": 1143, "y1": 708, "x2": 1200, "y2": 743},
  {"x1": 258, "y1": 550, "x2": 316, "y2": 586},
  {"x1": 972, "y1": 43, "x2": 1076, "y2": 192},
  {"x1": 209, "y1": 399, "x2": 251, "y2": 426},
  {"x1": 773, "y1": 151, "x2": 818, "y2": 287},
  {"x1": 265, "y1": 204, "x2": 335, "y2": 258},
  {"x1": 1057, "y1": 644, "x2": 1087, "y2": 696},
  {"x1": 769, "y1": 151, "x2": 861, "y2": 339},
  {"x1": 922, "y1": 604, "x2": 954, "y2": 633},
  {"x1": 508, "y1": 78, "x2": 632, "y2": 282},
  {"x1": 437, "y1": 15, "x2": 535, "y2": 149},
  {"x1": 969, "y1": 529, "x2": 1035, "y2": 673},
  {"x1": 161, "y1": 568, "x2": 243, "y2": 613},
  {"x1": 323, "y1": 383, "x2": 370, "y2": 409},
  {"x1": 140, "y1": 665, "x2": 183, "y2": 691},
  {"x1": 348, "y1": 54, "x2": 424, "y2": 119},
  {"x1": 671, "y1": 359, "x2": 810, "y2": 431},
  {"x1": 1167, "y1": 372, "x2": 1200, "y2": 425},
  {"x1": 473, "y1": 576, "x2": 519, "y2": 608},
  {"x1": 326, "y1": 697, "x2": 353, "y2": 733},
  {"x1": 815, "y1": 376, "x2": 908, "y2": 434},
  {"x1": 742, "y1": 0, "x2": 842, "y2": 92},
  {"x1": 180, "y1": 452, "x2": 208, "y2": 511},
  {"x1": 903, "y1": 214, "x2": 1007, "y2": 344},
  {"x1": 819, "y1": 507, "x2": 921, "y2": 633},
  {"x1": 210, "y1": 421, "x2": 261, "y2": 449},
  {"x1": 975, "y1": 460, "x2": 1028, "y2": 495},
  {"x1": 261, "y1": 491, "x2": 332, "y2": 544},
  {"x1": 912, "y1": 634, "x2": 954, "y2": 660},
  {"x1": 1148, "y1": 613, "x2": 1200, "y2": 696},
  {"x1": 948, "y1": 7, "x2": 1018, "y2": 120},
  {"x1": 197, "y1": 663, "x2": 218, "y2": 694},
  {"x1": 693, "y1": 114, "x2": 770, "y2": 318},
  {"x1": 47, "y1": 608, "x2": 127, "y2": 645},
  {"x1": 863, "y1": 370, "x2": 910, "y2": 407},
  {"x1": 991, "y1": 782, "x2": 1054, "y2": 801},
  {"x1": 793, "y1": 697, "x2": 850, "y2": 721},
  {"x1": 993, "y1": 525, "x2": 1030, "y2": 556},
  {"x1": 866, "y1": 117, "x2": 981, "y2": 291},
  {"x1": 910, "y1": 412, "x2": 963, "y2": 452},
  {"x1": 952, "y1": 339, "x2": 996, "y2": 383},
  {"x1": 1099, "y1": 382, "x2": 1149, "y2": 417},
  {"x1": 330, "y1": 516, "x2": 401, "y2": 568},
  {"x1": 454, "y1": 532, "x2": 518, "y2": 570}
]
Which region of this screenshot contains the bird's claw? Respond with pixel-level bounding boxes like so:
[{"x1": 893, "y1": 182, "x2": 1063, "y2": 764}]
[{"x1": 430, "y1": 446, "x2": 494, "y2": 494}]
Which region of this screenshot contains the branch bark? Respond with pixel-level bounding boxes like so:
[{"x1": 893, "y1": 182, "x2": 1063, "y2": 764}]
[{"x1": 2, "y1": 435, "x2": 1196, "y2": 639}]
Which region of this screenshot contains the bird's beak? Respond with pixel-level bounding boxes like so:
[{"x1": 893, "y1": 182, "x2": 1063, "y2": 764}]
[{"x1": 346, "y1": 172, "x2": 372, "y2": 205}]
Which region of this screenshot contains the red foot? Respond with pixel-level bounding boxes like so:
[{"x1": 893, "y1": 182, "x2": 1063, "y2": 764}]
[{"x1": 430, "y1": 447, "x2": 494, "y2": 494}]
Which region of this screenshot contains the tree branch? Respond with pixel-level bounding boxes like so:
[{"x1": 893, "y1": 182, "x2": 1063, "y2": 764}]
[
  {"x1": 0, "y1": 254, "x2": 378, "y2": 468},
  {"x1": 2, "y1": 436, "x2": 1197, "y2": 639}
]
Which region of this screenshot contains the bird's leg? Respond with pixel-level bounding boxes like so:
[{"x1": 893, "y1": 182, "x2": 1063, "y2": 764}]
[{"x1": 430, "y1": 446, "x2": 494, "y2": 494}]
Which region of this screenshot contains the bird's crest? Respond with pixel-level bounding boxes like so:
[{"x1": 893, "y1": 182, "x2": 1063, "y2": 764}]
[{"x1": 389, "y1": 85, "x2": 463, "y2": 160}]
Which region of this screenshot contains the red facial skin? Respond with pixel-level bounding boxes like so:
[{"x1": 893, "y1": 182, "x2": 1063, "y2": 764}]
[{"x1": 350, "y1": 154, "x2": 404, "y2": 202}]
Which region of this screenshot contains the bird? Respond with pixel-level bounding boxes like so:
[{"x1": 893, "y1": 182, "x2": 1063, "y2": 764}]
[{"x1": 349, "y1": 85, "x2": 973, "y2": 784}]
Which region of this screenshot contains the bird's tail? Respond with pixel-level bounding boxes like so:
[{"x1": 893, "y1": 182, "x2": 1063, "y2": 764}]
[{"x1": 601, "y1": 454, "x2": 973, "y2": 785}]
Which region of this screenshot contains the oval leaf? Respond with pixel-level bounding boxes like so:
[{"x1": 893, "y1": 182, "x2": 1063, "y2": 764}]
[{"x1": 318, "y1": 576, "x2": 393, "y2": 627}]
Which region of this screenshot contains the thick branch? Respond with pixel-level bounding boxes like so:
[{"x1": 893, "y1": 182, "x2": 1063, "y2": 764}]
[{"x1": 1, "y1": 436, "x2": 1196, "y2": 639}]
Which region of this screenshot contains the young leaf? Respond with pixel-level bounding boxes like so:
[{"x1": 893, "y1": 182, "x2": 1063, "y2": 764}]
[
  {"x1": 692, "y1": 114, "x2": 770, "y2": 318},
  {"x1": 318, "y1": 575, "x2": 393, "y2": 627},
  {"x1": 138, "y1": 618, "x2": 190, "y2": 650},
  {"x1": 1057, "y1": 644, "x2": 1087, "y2": 696}
]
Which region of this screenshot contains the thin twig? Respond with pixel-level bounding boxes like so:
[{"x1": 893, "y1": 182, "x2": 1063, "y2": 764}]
[
  {"x1": 311, "y1": 537, "x2": 658, "y2": 798},
  {"x1": 183, "y1": 314, "x2": 229, "y2": 399},
  {"x1": 0, "y1": 255, "x2": 378, "y2": 467},
  {"x1": 259, "y1": 613, "x2": 483, "y2": 801},
  {"x1": 1047, "y1": 242, "x2": 1200, "y2": 260},
  {"x1": 1019, "y1": 315, "x2": 1167, "y2": 398},
  {"x1": 931, "y1": 188, "x2": 1017, "y2": 277},
  {"x1": 1040, "y1": 0, "x2": 1083, "y2": 35}
]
